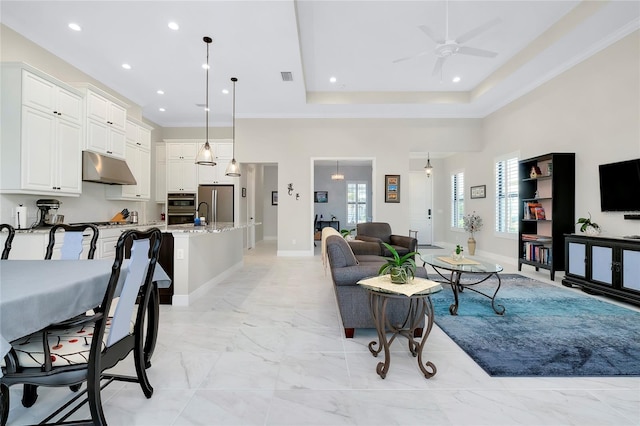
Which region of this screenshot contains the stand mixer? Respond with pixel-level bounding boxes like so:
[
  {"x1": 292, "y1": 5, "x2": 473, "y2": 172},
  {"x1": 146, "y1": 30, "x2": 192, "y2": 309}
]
[{"x1": 35, "y1": 199, "x2": 63, "y2": 228}]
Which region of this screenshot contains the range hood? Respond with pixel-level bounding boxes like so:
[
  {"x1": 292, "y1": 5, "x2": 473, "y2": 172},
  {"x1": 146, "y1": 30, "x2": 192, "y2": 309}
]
[{"x1": 82, "y1": 151, "x2": 137, "y2": 185}]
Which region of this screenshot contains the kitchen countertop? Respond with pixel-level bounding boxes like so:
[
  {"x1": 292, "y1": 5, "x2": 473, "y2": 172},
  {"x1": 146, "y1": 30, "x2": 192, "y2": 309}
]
[{"x1": 15, "y1": 221, "x2": 256, "y2": 234}]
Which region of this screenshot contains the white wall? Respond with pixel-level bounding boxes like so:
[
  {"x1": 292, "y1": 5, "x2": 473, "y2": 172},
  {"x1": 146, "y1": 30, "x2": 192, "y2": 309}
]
[
  {"x1": 262, "y1": 165, "x2": 278, "y2": 240},
  {"x1": 434, "y1": 30, "x2": 640, "y2": 261}
]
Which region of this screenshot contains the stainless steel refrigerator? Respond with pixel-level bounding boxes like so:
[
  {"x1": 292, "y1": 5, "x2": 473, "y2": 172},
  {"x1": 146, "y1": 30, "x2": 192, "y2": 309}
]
[{"x1": 197, "y1": 185, "x2": 234, "y2": 223}]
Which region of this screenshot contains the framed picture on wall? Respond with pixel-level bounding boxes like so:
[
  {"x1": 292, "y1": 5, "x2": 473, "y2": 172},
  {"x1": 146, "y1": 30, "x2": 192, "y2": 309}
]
[
  {"x1": 385, "y1": 175, "x2": 400, "y2": 203},
  {"x1": 470, "y1": 185, "x2": 486, "y2": 199},
  {"x1": 314, "y1": 191, "x2": 328, "y2": 203},
  {"x1": 272, "y1": 191, "x2": 278, "y2": 205}
]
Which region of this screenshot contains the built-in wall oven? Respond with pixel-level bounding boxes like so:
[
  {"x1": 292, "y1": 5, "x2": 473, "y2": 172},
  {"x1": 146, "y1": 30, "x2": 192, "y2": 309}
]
[{"x1": 167, "y1": 193, "x2": 196, "y2": 225}]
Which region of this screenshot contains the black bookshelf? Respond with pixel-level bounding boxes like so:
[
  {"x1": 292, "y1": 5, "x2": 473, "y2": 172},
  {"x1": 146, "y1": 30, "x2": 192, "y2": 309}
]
[{"x1": 518, "y1": 153, "x2": 575, "y2": 280}]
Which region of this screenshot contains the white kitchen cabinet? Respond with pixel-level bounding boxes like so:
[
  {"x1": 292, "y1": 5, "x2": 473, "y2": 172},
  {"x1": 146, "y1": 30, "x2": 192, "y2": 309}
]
[
  {"x1": 76, "y1": 84, "x2": 128, "y2": 159},
  {"x1": 197, "y1": 141, "x2": 237, "y2": 184},
  {"x1": 106, "y1": 119, "x2": 153, "y2": 200},
  {"x1": 0, "y1": 64, "x2": 83, "y2": 196},
  {"x1": 155, "y1": 143, "x2": 166, "y2": 202},
  {"x1": 166, "y1": 142, "x2": 198, "y2": 192}
]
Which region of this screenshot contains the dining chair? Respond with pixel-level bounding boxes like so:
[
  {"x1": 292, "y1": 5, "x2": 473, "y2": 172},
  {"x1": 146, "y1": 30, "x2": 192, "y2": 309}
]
[
  {"x1": 0, "y1": 228, "x2": 162, "y2": 426},
  {"x1": 0, "y1": 224, "x2": 15, "y2": 260},
  {"x1": 45, "y1": 223, "x2": 99, "y2": 260}
]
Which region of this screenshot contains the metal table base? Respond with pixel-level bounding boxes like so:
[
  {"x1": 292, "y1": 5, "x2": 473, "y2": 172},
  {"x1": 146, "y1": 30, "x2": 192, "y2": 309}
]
[{"x1": 366, "y1": 291, "x2": 437, "y2": 380}]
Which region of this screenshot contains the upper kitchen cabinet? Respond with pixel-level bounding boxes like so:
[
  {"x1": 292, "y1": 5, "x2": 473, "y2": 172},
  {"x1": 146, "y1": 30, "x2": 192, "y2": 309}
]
[
  {"x1": 166, "y1": 141, "x2": 198, "y2": 192},
  {"x1": 74, "y1": 83, "x2": 128, "y2": 159},
  {"x1": 106, "y1": 119, "x2": 153, "y2": 201},
  {"x1": 197, "y1": 141, "x2": 236, "y2": 184},
  {"x1": 0, "y1": 63, "x2": 83, "y2": 196}
]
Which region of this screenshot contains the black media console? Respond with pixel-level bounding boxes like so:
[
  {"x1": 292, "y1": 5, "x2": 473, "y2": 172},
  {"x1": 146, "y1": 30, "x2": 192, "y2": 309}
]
[{"x1": 563, "y1": 233, "x2": 640, "y2": 306}]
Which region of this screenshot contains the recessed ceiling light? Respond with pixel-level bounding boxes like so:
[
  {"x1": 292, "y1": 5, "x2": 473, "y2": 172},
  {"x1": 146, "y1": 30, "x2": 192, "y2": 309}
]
[
  {"x1": 159, "y1": 108, "x2": 166, "y2": 112},
  {"x1": 222, "y1": 89, "x2": 229, "y2": 94},
  {"x1": 329, "y1": 76, "x2": 337, "y2": 83},
  {"x1": 452, "y1": 76, "x2": 461, "y2": 83},
  {"x1": 68, "y1": 23, "x2": 81, "y2": 31},
  {"x1": 167, "y1": 22, "x2": 179, "y2": 30},
  {"x1": 157, "y1": 90, "x2": 164, "y2": 95},
  {"x1": 202, "y1": 64, "x2": 210, "y2": 70},
  {"x1": 122, "y1": 63, "x2": 132, "y2": 70}
]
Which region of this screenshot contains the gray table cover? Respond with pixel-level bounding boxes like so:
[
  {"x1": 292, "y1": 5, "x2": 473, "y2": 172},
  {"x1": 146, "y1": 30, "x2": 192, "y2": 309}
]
[{"x1": 0, "y1": 259, "x2": 171, "y2": 363}]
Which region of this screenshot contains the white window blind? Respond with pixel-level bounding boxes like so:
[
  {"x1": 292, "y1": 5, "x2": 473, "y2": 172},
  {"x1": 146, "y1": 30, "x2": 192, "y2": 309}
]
[
  {"x1": 451, "y1": 171, "x2": 464, "y2": 229},
  {"x1": 347, "y1": 181, "x2": 367, "y2": 226},
  {"x1": 495, "y1": 156, "x2": 519, "y2": 233}
]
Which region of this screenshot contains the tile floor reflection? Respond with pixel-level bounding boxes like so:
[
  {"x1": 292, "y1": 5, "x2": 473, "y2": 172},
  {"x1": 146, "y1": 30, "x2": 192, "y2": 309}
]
[{"x1": 6, "y1": 241, "x2": 640, "y2": 425}]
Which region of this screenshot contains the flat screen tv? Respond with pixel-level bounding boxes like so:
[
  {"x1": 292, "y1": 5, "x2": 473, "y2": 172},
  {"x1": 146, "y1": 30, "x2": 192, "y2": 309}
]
[{"x1": 599, "y1": 159, "x2": 640, "y2": 211}]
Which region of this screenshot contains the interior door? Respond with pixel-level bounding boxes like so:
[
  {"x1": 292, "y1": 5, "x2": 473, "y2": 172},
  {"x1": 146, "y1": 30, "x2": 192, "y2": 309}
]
[
  {"x1": 247, "y1": 166, "x2": 255, "y2": 249},
  {"x1": 409, "y1": 171, "x2": 433, "y2": 245}
]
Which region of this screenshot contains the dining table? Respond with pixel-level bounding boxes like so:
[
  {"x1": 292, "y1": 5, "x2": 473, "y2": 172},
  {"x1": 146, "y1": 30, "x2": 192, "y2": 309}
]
[{"x1": 0, "y1": 259, "x2": 171, "y2": 368}]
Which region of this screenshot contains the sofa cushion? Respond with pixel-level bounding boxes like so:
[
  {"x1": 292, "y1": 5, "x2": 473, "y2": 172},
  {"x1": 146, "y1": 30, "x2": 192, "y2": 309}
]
[{"x1": 326, "y1": 235, "x2": 358, "y2": 268}]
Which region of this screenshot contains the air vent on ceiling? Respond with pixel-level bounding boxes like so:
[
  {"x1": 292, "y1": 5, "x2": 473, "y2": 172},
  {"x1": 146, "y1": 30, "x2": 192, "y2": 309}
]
[{"x1": 281, "y1": 72, "x2": 293, "y2": 82}]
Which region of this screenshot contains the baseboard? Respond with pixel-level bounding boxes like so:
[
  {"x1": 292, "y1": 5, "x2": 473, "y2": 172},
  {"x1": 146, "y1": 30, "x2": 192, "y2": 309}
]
[
  {"x1": 277, "y1": 249, "x2": 314, "y2": 257},
  {"x1": 171, "y1": 260, "x2": 244, "y2": 306}
]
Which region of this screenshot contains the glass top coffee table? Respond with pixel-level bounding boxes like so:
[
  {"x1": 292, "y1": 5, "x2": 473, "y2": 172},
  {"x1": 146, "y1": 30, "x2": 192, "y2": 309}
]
[{"x1": 419, "y1": 254, "x2": 505, "y2": 316}]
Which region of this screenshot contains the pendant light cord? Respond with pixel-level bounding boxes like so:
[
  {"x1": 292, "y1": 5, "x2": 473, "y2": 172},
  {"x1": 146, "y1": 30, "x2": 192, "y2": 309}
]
[
  {"x1": 231, "y1": 77, "x2": 237, "y2": 158},
  {"x1": 204, "y1": 36, "x2": 212, "y2": 145}
]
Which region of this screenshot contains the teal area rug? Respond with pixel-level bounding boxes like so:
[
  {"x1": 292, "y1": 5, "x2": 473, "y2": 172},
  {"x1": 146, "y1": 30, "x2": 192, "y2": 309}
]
[{"x1": 431, "y1": 274, "x2": 640, "y2": 377}]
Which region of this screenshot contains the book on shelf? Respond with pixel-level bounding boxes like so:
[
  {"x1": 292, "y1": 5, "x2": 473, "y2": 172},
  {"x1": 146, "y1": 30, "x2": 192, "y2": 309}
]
[
  {"x1": 521, "y1": 234, "x2": 552, "y2": 242},
  {"x1": 524, "y1": 202, "x2": 546, "y2": 220},
  {"x1": 522, "y1": 242, "x2": 552, "y2": 265}
]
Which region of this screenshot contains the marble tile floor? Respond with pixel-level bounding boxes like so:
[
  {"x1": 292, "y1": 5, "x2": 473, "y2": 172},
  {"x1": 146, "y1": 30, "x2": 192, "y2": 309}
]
[{"x1": 5, "y1": 241, "x2": 640, "y2": 425}]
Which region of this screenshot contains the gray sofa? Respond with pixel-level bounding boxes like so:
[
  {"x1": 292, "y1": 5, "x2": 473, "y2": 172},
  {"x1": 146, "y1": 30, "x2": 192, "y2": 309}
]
[
  {"x1": 326, "y1": 234, "x2": 428, "y2": 338},
  {"x1": 354, "y1": 222, "x2": 417, "y2": 257}
]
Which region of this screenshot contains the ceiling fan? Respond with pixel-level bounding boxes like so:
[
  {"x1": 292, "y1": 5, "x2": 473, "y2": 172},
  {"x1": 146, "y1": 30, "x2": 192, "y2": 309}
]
[{"x1": 394, "y1": 0, "x2": 501, "y2": 77}]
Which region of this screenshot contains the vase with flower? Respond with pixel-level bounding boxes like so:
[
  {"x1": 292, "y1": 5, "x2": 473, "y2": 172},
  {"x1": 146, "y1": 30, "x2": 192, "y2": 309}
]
[{"x1": 462, "y1": 212, "x2": 483, "y2": 255}]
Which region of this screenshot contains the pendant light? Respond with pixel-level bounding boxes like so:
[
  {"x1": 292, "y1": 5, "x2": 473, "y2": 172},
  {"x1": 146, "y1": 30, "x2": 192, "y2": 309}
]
[
  {"x1": 195, "y1": 36, "x2": 216, "y2": 166},
  {"x1": 424, "y1": 153, "x2": 433, "y2": 178},
  {"x1": 225, "y1": 77, "x2": 241, "y2": 177},
  {"x1": 331, "y1": 160, "x2": 344, "y2": 180}
]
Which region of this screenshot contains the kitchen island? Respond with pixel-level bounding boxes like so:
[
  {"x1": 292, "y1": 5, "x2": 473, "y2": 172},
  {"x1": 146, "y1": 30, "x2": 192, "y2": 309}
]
[
  {"x1": 5, "y1": 221, "x2": 248, "y2": 306},
  {"x1": 166, "y1": 222, "x2": 245, "y2": 306}
]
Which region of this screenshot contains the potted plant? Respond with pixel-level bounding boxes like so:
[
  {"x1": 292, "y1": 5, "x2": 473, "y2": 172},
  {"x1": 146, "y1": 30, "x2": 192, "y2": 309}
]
[
  {"x1": 378, "y1": 242, "x2": 418, "y2": 284},
  {"x1": 577, "y1": 213, "x2": 601, "y2": 235},
  {"x1": 452, "y1": 244, "x2": 464, "y2": 260},
  {"x1": 340, "y1": 228, "x2": 355, "y2": 241},
  {"x1": 462, "y1": 212, "x2": 483, "y2": 255}
]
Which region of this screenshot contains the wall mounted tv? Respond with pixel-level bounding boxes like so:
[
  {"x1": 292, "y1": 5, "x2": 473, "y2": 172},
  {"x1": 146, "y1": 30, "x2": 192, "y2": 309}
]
[{"x1": 599, "y1": 159, "x2": 640, "y2": 211}]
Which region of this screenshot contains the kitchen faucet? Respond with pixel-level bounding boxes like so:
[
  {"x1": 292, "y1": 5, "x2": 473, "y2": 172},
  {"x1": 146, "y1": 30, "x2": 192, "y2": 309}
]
[{"x1": 197, "y1": 201, "x2": 210, "y2": 223}]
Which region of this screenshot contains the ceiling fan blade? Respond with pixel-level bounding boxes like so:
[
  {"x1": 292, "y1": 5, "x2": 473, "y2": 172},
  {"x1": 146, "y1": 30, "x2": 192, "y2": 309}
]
[
  {"x1": 456, "y1": 46, "x2": 498, "y2": 58},
  {"x1": 432, "y1": 57, "x2": 446, "y2": 76},
  {"x1": 392, "y1": 50, "x2": 430, "y2": 63},
  {"x1": 455, "y1": 17, "x2": 501, "y2": 44},
  {"x1": 418, "y1": 25, "x2": 445, "y2": 44}
]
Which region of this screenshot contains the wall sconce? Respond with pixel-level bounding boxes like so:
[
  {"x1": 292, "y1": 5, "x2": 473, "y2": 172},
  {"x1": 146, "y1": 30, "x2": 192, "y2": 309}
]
[{"x1": 288, "y1": 183, "x2": 294, "y2": 196}]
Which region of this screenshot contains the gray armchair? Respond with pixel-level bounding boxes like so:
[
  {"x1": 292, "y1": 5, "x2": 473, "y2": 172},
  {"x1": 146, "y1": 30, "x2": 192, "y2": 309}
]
[{"x1": 355, "y1": 222, "x2": 417, "y2": 257}]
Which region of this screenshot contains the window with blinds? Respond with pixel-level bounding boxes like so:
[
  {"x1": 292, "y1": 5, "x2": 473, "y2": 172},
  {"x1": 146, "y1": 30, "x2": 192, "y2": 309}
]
[
  {"x1": 451, "y1": 171, "x2": 464, "y2": 229},
  {"x1": 495, "y1": 155, "x2": 519, "y2": 234},
  {"x1": 347, "y1": 181, "x2": 367, "y2": 225}
]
